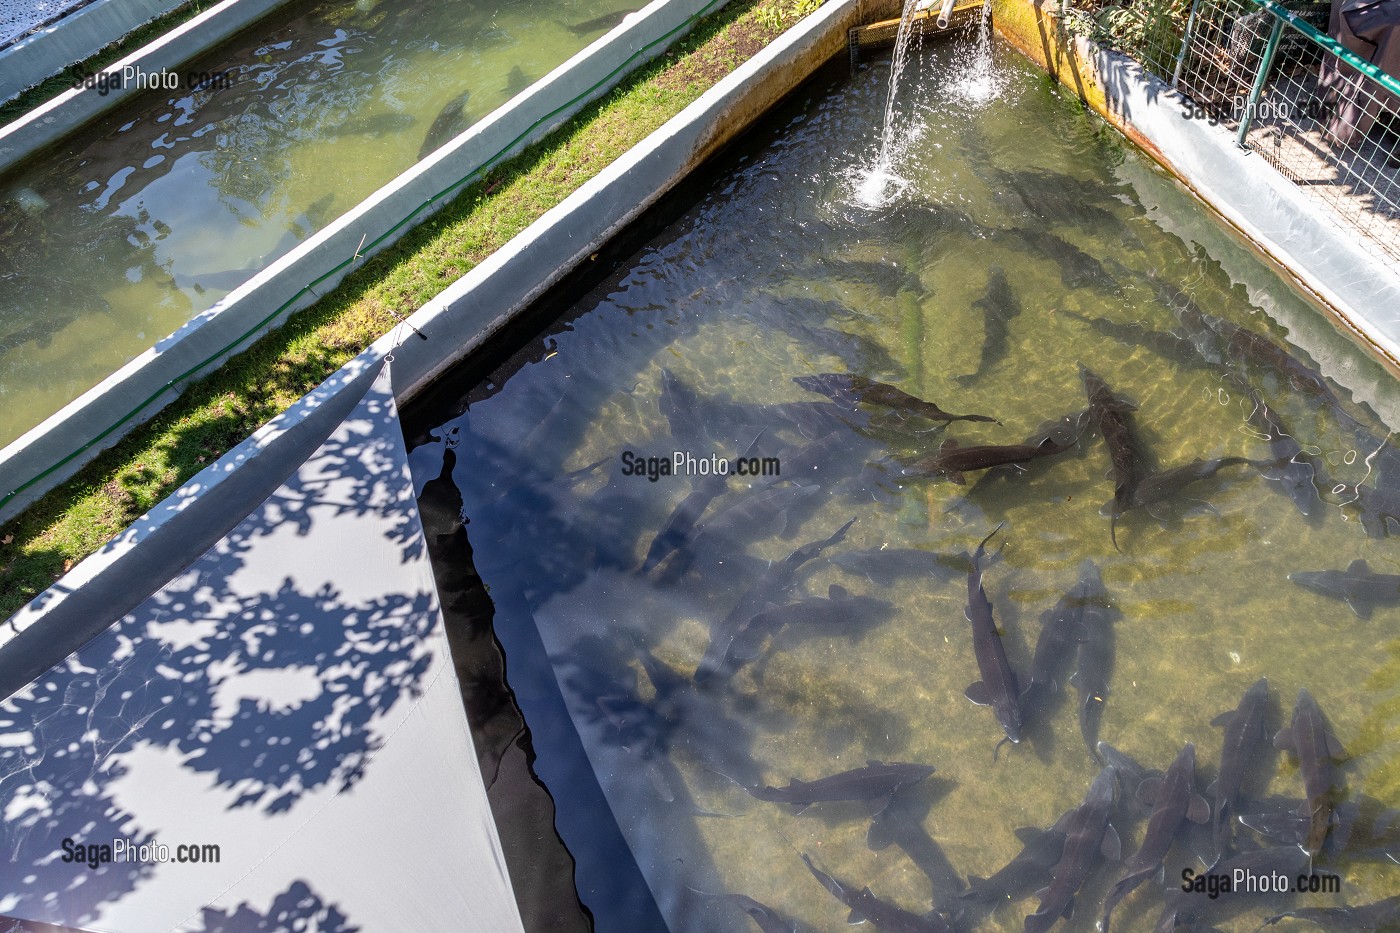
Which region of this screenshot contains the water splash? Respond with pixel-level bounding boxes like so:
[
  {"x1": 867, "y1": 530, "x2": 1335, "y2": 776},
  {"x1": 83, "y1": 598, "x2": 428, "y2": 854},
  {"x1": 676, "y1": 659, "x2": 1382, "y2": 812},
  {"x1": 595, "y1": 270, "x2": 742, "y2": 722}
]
[
  {"x1": 854, "y1": 0, "x2": 927, "y2": 207},
  {"x1": 950, "y1": 0, "x2": 1004, "y2": 104}
]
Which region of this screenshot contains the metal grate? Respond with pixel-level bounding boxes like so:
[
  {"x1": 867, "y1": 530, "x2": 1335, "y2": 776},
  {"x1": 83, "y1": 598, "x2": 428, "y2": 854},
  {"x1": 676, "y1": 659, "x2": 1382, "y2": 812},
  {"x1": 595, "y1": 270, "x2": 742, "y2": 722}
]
[
  {"x1": 0, "y1": 0, "x2": 98, "y2": 49},
  {"x1": 1081, "y1": 0, "x2": 1400, "y2": 269}
]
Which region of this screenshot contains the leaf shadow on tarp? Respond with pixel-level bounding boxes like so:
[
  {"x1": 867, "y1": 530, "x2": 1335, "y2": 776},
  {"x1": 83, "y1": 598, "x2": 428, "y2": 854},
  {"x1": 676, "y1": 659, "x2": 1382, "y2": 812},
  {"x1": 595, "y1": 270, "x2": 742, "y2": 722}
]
[{"x1": 0, "y1": 381, "x2": 433, "y2": 928}]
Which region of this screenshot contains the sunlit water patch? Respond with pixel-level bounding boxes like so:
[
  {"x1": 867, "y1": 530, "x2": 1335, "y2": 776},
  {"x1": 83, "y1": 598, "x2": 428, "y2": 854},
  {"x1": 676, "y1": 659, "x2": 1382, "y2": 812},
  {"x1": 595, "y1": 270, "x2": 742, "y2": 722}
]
[
  {"x1": 409, "y1": 37, "x2": 1400, "y2": 933},
  {"x1": 0, "y1": 0, "x2": 641, "y2": 445}
]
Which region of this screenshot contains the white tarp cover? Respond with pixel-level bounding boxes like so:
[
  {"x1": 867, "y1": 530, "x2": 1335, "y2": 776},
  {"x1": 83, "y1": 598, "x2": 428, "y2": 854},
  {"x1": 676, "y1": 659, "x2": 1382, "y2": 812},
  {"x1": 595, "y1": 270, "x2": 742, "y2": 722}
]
[{"x1": 0, "y1": 366, "x2": 524, "y2": 933}]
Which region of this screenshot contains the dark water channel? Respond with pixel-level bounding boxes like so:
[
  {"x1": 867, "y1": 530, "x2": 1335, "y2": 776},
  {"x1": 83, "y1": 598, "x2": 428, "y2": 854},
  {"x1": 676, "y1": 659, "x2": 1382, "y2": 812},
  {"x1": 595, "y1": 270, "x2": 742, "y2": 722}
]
[
  {"x1": 406, "y1": 34, "x2": 1400, "y2": 933},
  {"x1": 0, "y1": 0, "x2": 642, "y2": 445}
]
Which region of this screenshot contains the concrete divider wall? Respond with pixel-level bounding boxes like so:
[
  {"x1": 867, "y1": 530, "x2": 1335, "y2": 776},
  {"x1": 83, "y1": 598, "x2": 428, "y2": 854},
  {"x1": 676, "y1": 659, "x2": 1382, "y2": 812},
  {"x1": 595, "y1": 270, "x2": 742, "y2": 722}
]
[
  {"x1": 0, "y1": 0, "x2": 289, "y2": 166},
  {"x1": 0, "y1": 0, "x2": 748, "y2": 524},
  {"x1": 2, "y1": 0, "x2": 895, "y2": 673},
  {"x1": 990, "y1": 0, "x2": 1400, "y2": 391},
  {"x1": 0, "y1": 0, "x2": 188, "y2": 105}
]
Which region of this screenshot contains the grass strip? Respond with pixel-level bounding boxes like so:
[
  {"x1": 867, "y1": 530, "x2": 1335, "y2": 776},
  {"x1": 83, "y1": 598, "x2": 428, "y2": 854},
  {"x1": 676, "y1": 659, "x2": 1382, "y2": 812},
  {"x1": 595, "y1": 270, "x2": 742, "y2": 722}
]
[{"x1": 0, "y1": 0, "x2": 798, "y2": 618}]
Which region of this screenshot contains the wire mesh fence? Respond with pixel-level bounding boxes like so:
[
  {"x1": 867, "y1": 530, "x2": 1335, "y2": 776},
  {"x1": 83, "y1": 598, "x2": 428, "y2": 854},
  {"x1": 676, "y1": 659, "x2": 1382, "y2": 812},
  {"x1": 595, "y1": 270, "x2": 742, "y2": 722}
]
[{"x1": 1080, "y1": 0, "x2": 1400, "y2": 267}]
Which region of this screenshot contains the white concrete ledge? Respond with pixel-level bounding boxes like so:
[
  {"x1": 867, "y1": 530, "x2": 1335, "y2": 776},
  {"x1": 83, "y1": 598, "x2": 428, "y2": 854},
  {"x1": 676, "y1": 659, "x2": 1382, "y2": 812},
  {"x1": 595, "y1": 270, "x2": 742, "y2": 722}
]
[
  {"x1": 0, "y1": 0, "x2": 288, "y2": 162},
  {"x1": 2, "y1": 0, "x2": 894, "y2": 667},
  {"x1": 0, "y1": 0, "x2": 188, "y2": 105},
  {"x1": 0, "y1": 0, "x2": 739, "y2": 523},
  {"x1": 1077, "y1": 39, "x2": 1400, "y2": 371}
]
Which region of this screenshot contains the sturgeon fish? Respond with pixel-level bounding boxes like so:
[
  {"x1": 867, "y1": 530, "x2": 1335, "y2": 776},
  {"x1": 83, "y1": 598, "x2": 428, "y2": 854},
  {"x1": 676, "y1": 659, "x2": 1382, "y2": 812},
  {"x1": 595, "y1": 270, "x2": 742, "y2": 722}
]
[
  {"x1": 1273, "y1": 688, "x2": 1347, "y2": 856},
  {"x1": 739, "y1": 761, "x2": 935, "y2": 815},
  {"x1": 1245, "y1": 391, "x2": 1320, "y2": 517},
  {"x1": 793, "y1": 373, "x2": 999, "y2": 425},
  {"x1": 694, "y1": 518, "x2": 854, "y2": 682},
  {"x1": 1025, "y1": 767, "x2": 1121, "y2": 933},
  {"x1": 1023, "y1": 560, "x2": 1102, "y2": 719},
  {"x1": 1262, "y1": 896, "x2": 1400, "y2": 932},
  {"x1": 1081, "y1": 364, "x2": 1147, "y2": 551},
  {"x1": 802, "y1": 855, "x2": 953, "y2": 933},
  {"x1": 1100, "y1": 744, "x2": 1210, "y2": 933},
  {"x1": 957, "y1": 811, "x2": 1072, "y2": 906},
  {"x1": 1288, "y1": 559, "x2": 1400, "y2": 620},
  {"x1": 905, "y1": 436, "x2": 1069, "y2": 485},
  {"x1": 961, "y1": 523, "x2": 1024, "y2": 758},
  {"x1": 1208, "y1": 677, "x2": 1269, "y2": 858},
  {"x1": 1069, "y1": 566, "x2": 1115, "y2": 760},
  {"x1": 1121, "y1": 457, "x2": 1251, "y2": 520},
  {"x1": 956, "y1": 266, "x2": 1022, "y2": 387}
]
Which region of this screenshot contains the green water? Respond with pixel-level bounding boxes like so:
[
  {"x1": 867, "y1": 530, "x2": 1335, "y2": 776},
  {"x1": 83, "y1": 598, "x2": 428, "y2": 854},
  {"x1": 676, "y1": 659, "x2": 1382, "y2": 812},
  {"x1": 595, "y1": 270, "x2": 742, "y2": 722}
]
[
  {"x1": 0, "y1": 0, "x2": 642, "y2": 446},
  {"x1": 411, "y1": 34, "x2": 1400, "y2": 933}
]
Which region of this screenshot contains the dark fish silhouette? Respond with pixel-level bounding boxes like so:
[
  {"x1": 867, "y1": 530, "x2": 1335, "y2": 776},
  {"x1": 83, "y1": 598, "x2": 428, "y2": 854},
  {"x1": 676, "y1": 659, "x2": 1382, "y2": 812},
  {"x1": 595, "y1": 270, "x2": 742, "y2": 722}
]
[
  {"x1": 563, "y1": 6, "x2": 639, "y2": 35},
  {"x1": 1100, "y1": 743, "x2": 1210, "y2": 933},
  {"x1": 1289, "y1": 559, "x2": 1400, "y2": 620},
  {"x1": 503, "y1": 65, "x2": 532, "y2": 97},
  {"x1": 1097, "y1": 742, "x2": 1163, "y2": 821},
  {"x1": 1353, "y1": 481, "x2": 1400, "y2": 538},
  {"x1": 1155, "y1": 843, "x2": 1310, "y2": 931},
  {"x1": 904, "y1": 436, "x2": 1068, "y2": 485},
  {"x1": 961, "y1": 524, "x2": 1024, "y2": 758},
  {"x1": 793, "y1": 373, "x2": 999, "y2": 425},
  {"x1": 866, "y1": 786, "x2": 966, "y2": 903},
  {"x1": 957, "y1": 811, "x2": 1072, "y2": 906},
  {"x1": 956, "y1": 266, "x2": 1021, "y2": 387},
  {"x1": 1241, "y1": 792, "x2": 1400, "y2": 863},
  {"x1": 1069, "y1": 566, "x2": 1114, "y2": 760},
  {"x1": 798, "y1": 257, "x2": 923, "y2": 297},
  {"x1": 802, "y1": 855, "x2": 953, "y2": 932},
  {"x1": 769, "y1": 429, "x2": 870, "y2": 489},
  {"x1": 725, "y1": 584, "x2": 894, "y2": 678},
  {"x1": 640, "y1": 471, "x2": 728, "y2": 574},
  {"x1": 1025, "y1": 767, "x2": 1122, "y2": 933},
  {"x1": 1208, "y1": 677, "x2": 1269, "y2": 858},
  {"x1": 1059, "y1": 310, "x2": 1206, "y2": 372},
  {"x1": 329, "y1": 111, "x2": 416, "y2": 137},
  {"x1": 1273, "y1": 688, "x2": 1346, "y2": 856},
  {"x1": 1153, "y1": 279, "x2": 1226, "y2": 366},
  {"x1": 780, "y1": 319, "x2": 904, "y2": 377},
  {"x1": 964, "y1": 410, "x2": 1091, "y2": 494},
  {"x1": 1006, "y1": 229, "x2": 1120, "y2": 292},
  {"x1": 685, "y1": 887, "x2": 805, "y2": 933},
  {"x1": 1206, "y1": 312, "x2": 1356, "y2": 421},
  {"x1": 640, "y1": 431, "x2": 766, "y2": 573},
  {"x1": 1245, "y1": 391, "x2": 1319, "y2": 517},
  {"x1": 1081, "y1": 364, "x2": 1147, "y2": 551},
  {"x1": 1121, "y1": 457, "x2": 1251, "y2": 520},
  {"x1": 1261, "y1": 896, "x2": 1400, "y2": 931},
  {"x1": 419, "y1": 88, "x2": 473, "y2": 159},
  {"x1": 737, "y1": 761, "x2": 935, "y2": 815},
  {"x1": 1023, "y1": 560, "x2": 1102, "y2": 717},
  {"x1": 694, "y1": 518, "x2": 853, "y2": 683}
]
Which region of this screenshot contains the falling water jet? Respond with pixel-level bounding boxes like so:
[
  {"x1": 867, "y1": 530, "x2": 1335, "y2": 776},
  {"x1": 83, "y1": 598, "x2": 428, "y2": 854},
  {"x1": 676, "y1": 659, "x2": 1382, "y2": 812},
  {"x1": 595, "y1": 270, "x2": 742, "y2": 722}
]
[
  {"x1": 952, "y1": 0, "x2": 1003, "y2": 103},
  {"x1": 857, "y1": 0, "x2": 927, "y2": 207}
]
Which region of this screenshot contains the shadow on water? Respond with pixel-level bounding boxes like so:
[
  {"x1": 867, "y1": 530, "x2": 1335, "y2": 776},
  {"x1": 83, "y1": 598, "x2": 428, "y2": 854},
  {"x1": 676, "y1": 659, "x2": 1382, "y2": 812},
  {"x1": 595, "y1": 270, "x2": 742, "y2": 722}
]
[{"x1": 402, "y1": 32, "x2": 1400, "y2": 933}]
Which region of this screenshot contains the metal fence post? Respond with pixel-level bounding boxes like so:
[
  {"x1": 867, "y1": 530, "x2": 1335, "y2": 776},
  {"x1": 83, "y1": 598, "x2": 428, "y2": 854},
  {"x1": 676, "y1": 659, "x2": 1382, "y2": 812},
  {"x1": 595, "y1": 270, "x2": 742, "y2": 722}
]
[
  {"x1": 1236, "y1": 14, "x2": 1284, "y2": 148},
  {"x1": 1172, "y1": 0, "x2": 1204, "y2": 88}
]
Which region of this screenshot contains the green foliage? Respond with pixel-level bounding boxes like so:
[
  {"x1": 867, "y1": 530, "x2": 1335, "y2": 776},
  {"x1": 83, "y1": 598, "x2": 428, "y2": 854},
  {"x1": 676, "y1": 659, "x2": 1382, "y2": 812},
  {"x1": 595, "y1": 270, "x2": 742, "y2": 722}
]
[
  {"x1": 756, "y1": 0, "x2": 826, "y2": 32},
  {"x1": 1063, "y1": 0, "x2": 1190, "y2": 71}
]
